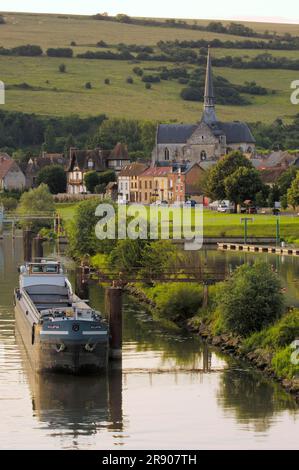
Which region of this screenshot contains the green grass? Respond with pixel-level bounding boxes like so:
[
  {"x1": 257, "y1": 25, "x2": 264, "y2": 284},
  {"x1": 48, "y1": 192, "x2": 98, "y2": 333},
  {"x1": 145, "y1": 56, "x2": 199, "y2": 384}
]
[
  {"x1": 56, "y1": 203, "x2": 299, "y2": 239},
  {"x1": 0, "y1": 55, "x2": 298, "y2": 122},
  {"x1": 0, "y1": 12, "x2": 298, "y2": 122}
]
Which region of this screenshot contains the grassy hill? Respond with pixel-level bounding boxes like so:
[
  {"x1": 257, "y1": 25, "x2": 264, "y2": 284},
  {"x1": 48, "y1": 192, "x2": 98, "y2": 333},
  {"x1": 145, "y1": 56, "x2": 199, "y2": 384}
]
[{"x1": 0, "y1": 11, "x2": 299, "y2": 122}]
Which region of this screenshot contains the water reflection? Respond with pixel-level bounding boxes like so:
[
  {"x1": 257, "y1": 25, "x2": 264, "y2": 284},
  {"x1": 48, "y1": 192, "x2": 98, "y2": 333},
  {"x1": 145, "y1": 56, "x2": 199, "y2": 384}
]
[{"x1": 0, "y1": 236, "x2": 298, "y2": 449}]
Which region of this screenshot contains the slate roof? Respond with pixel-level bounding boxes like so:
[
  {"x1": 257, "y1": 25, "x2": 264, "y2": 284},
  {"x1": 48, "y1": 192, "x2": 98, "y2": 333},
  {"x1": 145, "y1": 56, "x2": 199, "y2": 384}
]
[
  {"x1": 156, "y1": 121, "x2": 255, "y2": 145},
  {"x1": 67, "y1": 149, "x2": 106, "y2": 172},
  {"x1": 107, "y1": 142, "x2": 130, "y2": 160}
]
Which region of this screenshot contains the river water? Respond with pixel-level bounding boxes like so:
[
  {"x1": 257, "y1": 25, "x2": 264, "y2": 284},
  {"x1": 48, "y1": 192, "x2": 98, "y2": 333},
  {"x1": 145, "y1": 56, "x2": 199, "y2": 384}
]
[{"x1": 0, "y1": 236, "x2": 298, "y2": 449}]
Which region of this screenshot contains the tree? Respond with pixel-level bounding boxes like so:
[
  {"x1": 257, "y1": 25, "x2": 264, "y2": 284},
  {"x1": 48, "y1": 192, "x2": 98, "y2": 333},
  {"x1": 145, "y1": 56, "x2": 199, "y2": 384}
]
[
  {"x1": 85, "y1": 82, "x2": 92, "y2": 89},
  {"x1": 287, "y1": 172, "x2": 299, "y2": 209},
  {"x1": 36, "y1": 165, "x2": 67, "y2": 194},
  {"x1": 43, "y1": 125, "x2": 56, "y2": 152},
  {"x1": 104, "y1": 78, "x2": 110, "y2": 85},
  {"x1": 68, "y1": 199, "x2": 116, "y2": 257},
  {"x1": 126, "y1": 76, "x2": 133, "y2": 84},
  {"x1": 59, "y1": 63, "x2": 66, "y2": 73},
  {"x1": 145, "y1": 83, "x2": 151, "y2": 90},
  {"x1": 0, "y1": 15, "x2": 6, "y2": 24},
  {"x1": 224, "y1": 167, "x2": 264, "y2": 208},
  {"x1": 206, "y1": 151, "x2": 253, "y2": 201},
  {"x1": 217, "y1": 262, "x2": 284, "y2": 336},
  {"x1": 98, "y1": 170, "x2": 116, "y2": 185},
  {"x1": 84, "y1": 171, "x2": 100, "y2": 193},
  {"x1": 277, "y1": 166, "x2": 298, "y2": 196},
  {"x1": 17, "y1": 184, "x2": 54, "y2": 232}
]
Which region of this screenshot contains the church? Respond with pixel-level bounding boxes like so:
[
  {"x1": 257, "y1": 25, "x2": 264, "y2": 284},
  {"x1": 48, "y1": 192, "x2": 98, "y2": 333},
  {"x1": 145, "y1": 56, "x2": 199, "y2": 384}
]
[{"x1": 152, "y1": 48, "x2": 255, "y2": 166}]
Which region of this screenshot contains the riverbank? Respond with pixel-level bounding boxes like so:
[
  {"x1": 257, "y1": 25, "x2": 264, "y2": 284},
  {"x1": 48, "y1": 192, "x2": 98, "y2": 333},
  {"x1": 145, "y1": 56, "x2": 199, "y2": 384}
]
[{"x1": 124, "y1": 282, "x2": 299, "y2": 402}]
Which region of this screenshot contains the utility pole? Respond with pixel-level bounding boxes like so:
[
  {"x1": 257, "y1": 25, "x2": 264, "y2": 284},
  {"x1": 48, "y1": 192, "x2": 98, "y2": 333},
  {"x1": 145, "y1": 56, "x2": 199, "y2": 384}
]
[{"x1": 276, "y1": 217, "x2": 280, "y2": 246}]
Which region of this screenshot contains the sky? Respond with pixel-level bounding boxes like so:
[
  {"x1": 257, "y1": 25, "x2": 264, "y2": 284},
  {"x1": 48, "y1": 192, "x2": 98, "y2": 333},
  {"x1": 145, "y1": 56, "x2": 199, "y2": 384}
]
[{"x1": 1, "y1": 0, "x2": 299, "y2": 24}]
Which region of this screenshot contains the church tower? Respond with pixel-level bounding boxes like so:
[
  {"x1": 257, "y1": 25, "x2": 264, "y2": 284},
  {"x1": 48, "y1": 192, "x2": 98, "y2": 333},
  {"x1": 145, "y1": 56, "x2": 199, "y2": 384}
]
[{"x1": 202, "y1": 47, "x2": 217, "y2": 124}]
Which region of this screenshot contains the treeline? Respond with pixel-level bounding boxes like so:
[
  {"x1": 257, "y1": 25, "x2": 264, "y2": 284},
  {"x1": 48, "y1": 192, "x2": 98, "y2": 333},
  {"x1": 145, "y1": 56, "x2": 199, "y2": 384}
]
[
  {"x1": 92, "y1": 13, "x2": 299, "y2": 43},
  {"x1": 0, "y1": 112, "x2": 156, "y2": 160},
  {"x1": 158, "y1": 38, "x2": 299, "y2": 51},
  {"x1": 0, "y1": 111, "x2": 106, "y2": 155},
  {"x1": 0, "y1": 44, "x2": 43, "y2": 56},
  {"x1": 1, "y1": 111, "x2": 299, "y2": 158}
]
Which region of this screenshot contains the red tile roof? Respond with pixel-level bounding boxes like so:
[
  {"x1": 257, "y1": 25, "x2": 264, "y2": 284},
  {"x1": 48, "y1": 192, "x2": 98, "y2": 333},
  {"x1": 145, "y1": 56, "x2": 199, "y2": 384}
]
[
  {"x1": 0, "y1": 159, "x2": 16, "y2": 180},
  {"x1": 119, "y1": 162, "x2": 148, "y2": 177},
  {"x1": 140, "y1": 166, "x2": 173, "y2": 177}
]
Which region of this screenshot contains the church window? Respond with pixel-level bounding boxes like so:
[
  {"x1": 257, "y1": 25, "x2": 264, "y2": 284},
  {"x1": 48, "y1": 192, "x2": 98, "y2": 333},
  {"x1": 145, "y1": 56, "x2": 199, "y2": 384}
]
[
  {"x1": 200, "y1": 150, "x2": 207, "y2": 161},
  {"x1": 164, "y1": 147, "x2": 170, "y2": 161}
]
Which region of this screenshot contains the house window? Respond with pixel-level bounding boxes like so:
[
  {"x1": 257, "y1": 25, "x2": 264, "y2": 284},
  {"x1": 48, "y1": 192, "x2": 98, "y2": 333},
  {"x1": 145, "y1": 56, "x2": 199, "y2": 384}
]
[
  {"x1": 87, "y1": 159, "x2": 94, "y2": 169},
  {"x1": 200, "y1": 150, "x2": 207, "y2": 161},
  {"x1": 164, "y1": 148, "x2": 170, "y2": 161},
  {"x1": 247, "y1": 146, "x2": 252, "y2": 153},
  {"x1": 145, "y1": 181, "x2": 147, "y2": 189},
  {"x1": 144, "y1": 192, "x2": 147, "y2": 201}
]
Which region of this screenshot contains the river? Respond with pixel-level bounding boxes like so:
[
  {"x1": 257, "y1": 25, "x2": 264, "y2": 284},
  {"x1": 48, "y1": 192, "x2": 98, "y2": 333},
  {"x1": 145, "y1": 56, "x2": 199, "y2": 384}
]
[{"x1": 0, "y1": 236, "x2": 298, "y2": 449}]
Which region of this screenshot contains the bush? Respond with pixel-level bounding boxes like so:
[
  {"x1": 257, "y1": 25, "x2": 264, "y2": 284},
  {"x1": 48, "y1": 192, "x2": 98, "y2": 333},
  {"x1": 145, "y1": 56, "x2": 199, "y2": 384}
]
[
  {"x1": 96, "y1": 40, "x2": 107, "y2": 47},
  {"x1": 217, "y1": 261, "x2": 284, "y2": 336},
  {"x1": 47, "y1": 47, "x2": 73, "y2": 58},
  {"x1": 0, "y1": 197, "x2": 18, "y2": 211},
  {"x1": 142, "y1": 75, "x2": 160, "y2": 83},
  {"x1": 70, "y1": 41, "x2": 77, "y2": 46},
  {"x1": 149, "y1": 283, "x2": 203, "y2": 323},
  {"x1": 271, "y1": 346, "x2": 299, "y2": 379},
  {"x1": 126, "y1": 76, "x2": 134, "y2": 84},
  {"x1": 36, "y1": 165, "x2": 67, "y2": 194},
  {"x1": 180, "y1": 86, "x2": 201, "y2": 101},
  {"x1": 104, "y1": 78, "x2": 110, "y2": 85},
  {"x1": 85, "y1": 81, "x2": 92, "y2": 89},
  {"x1": 145, "y1": 83, "x2": 151, "y2": 90},
  {"x1": 132, "y1": 66, "x2": 143, "y2": 76},
  {"x1": 0, "y1": 15, "x2": 6, "y2": 25},
  {"x1": 59, "y1": 63, "x2": 66, "y2": 73}
]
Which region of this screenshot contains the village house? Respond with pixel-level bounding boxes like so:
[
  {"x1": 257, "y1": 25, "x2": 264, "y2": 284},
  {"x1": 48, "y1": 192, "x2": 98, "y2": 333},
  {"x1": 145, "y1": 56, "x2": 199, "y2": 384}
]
[
  {"x1": 105, "y1": 142, "x2": 131, "y2": 174},
  {"x1": 66, "y1": 143, "x2": 130, "y2": 194},
  {"x1": 24, "y1": 151, "x2": 66, "y2": 188},
  {"x1": 118, "y1": 162, "x2": 148, "y2": 202},
  {"x1": 152, "y1": 47, "x2": 255, "y2": 166},
  {"x1": 0, "y1": 154, "x2": 26, "y2": 191},
  {"x1": 66, "y1": 148, "x2": 106, "y2": 194},
  {"x1": 138, "y1": 166, "x2": 172, "y2": 204},
  {"x1": 168, "y1": 163, "x2": 206, "y2": 203}
]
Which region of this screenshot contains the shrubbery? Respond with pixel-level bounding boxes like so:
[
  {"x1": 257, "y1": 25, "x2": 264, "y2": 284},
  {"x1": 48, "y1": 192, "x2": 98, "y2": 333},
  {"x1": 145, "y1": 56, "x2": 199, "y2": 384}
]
[
  {"x1": 47, "y1": 48, "x2": 73, "y2": 58},
  {"x1": 216, "y1": 262, "x2": 284, "y2": 336}
]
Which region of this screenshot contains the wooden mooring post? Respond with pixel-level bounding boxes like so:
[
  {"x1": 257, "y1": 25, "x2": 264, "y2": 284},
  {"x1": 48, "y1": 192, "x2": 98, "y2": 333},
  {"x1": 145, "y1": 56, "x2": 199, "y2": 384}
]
[
  {"x1": 105, "y1": 285, "x2": 123, "y2": 360},
  {"x1": 75, "y1": 264, "x2": 90, "y2": 299},
  {"x1": 23, "y1": 229, "x2": 34, "y2": 262},
  {"x1": 33, "y1": 235, "x2": 44, "y2": 259}
]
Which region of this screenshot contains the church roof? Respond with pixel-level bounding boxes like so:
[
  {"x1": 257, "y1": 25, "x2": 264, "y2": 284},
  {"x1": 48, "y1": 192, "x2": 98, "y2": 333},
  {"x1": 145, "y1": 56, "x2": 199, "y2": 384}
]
[
  {"x1": 157, "y1": 124, "x2": 197, "y2": 144},
  {"x1": 157, "y1": 121, "x2": 255, "y2": 145}
]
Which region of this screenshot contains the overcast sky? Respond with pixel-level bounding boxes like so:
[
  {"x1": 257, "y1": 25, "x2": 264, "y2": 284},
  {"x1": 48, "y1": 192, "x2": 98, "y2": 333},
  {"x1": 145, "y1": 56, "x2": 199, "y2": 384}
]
[{"x1": 1, "y1": 0, "x2": 299, "y2": 23}]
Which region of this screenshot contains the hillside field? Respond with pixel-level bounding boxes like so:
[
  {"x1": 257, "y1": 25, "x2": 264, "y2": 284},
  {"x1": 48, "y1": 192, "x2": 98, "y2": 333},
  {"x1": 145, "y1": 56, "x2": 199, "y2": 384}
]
[{"x1": 0, "y1": 12, "x2": 299, "y2": 122}]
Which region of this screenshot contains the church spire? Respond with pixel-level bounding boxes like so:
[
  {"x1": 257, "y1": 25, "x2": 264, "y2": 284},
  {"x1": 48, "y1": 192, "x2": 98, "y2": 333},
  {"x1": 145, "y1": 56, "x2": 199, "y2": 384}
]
[{"x1": 202, "y1": 46, "x2": 217, "y2": 124}]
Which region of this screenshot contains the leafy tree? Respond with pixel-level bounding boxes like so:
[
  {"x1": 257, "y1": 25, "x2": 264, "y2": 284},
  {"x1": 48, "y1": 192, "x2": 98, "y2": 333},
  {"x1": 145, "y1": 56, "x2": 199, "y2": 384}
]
[
  {"x1": 145, "y1": 83, "x2": 151, "y2": 89},
  {"x1": 108, "y1": 239, "x2": 146, "y2": 274},
  {"x1": 0, "y1": 15, "x2": 6, "y2": 24},
  {"x1": 85, "y1": 82, "x2": 92, "y2": 89},
  {"x1": 139, "y1": 240, "x2": 179, "y2": 283},
  {"x1": 98, "y1": 170, "x2": 116, "y2": 185},
  {"x1": 104, "y1": 78, "x2": 110, "y2": 85},
  {"x1": 217, "y1": 262, "x2": 284, "y2": 336},
  {"x1": 43, "y1": 125, "x2": 56, "y2": 152},
  {"x1": 17, "y1": 184, "x2": 54, "y2": 232},
  {"x1": 126, "y1": 76, "x2": 133, "y2": 84},
  {"x1": 287, "y1": 172, "x2": 299, "y2": 209},
  {"x1": 36, "y1": 165, "x2": 67, "y2": 194},
  {"x1": 268, "y1": 183, "x2": 281, "y2": 208},
  {"x1": 277, "y1": 166, "x2": 298, "y2": 196},
  {"x1": 206, "y1": 151, "x2": 252, "y2": 201},
  {"x1": 68, "y1": 198, "x2": 116, "y2": 257},
  {"x1": 224, "y1": 167, "x2": 264, "y2": 208},
  {"x1": 84, "y1": 171, "x2": 100, "y2": 193}
]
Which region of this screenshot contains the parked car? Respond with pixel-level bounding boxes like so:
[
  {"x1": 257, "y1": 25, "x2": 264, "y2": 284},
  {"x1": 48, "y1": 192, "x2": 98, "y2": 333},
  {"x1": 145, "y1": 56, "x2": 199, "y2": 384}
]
[
  {"x1": 185, "y1": 199, "x2": 197, "y2": 207},
  {"x1": 217, "y1": 203, "x2": 230, "y2": 213}
]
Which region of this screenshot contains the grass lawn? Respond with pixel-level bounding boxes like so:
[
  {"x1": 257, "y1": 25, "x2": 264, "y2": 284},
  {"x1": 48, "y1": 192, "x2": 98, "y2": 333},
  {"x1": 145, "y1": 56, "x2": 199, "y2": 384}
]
[{"x1": 56, "y1": 202, "x2": 299, "y2": 241}]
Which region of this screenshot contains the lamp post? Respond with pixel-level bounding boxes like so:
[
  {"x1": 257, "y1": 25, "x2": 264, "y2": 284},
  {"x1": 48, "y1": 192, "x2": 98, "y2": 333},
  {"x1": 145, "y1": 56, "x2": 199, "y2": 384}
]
[
  {"x1": 276, "y1": 217, "x2": 280, "y2": 246},
  {"x1": 241, "y1": 217, "x2": 254, "y2": 244}
]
